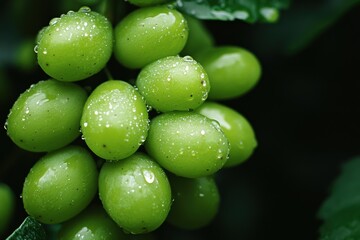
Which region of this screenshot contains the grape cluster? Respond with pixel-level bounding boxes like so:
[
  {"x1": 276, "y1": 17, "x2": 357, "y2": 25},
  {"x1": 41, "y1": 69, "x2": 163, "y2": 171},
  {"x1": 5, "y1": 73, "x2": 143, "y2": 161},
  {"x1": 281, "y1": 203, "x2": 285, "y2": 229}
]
[{"x1": 5, "y1": 1, "x2": 260, "y2": 238}]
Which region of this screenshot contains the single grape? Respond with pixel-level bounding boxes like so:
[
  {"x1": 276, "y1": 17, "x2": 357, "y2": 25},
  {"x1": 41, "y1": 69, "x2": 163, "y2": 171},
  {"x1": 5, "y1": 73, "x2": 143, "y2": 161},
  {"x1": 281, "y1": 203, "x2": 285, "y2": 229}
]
[
  {"x1": 37, "y1": 7, "x2": 113, "y2": 81},
  {"x1": 127, "y1": 0, "x2": 170, "y2": 7},
  {"x1": 0, "y1": 183, "x2": 15, "y2": 236},
  {"x1": 6, "y1": 79, "x2": 88, "y2": 152},
  {"x1": 145, "y1": 111, "x2": 230, "y2": 178},
  {"x1": 136, "y1": 55, "x2": 210, "y2": 112},
  {"x1": 57, "y1": 204, "x2": 127, "y2": 240},
  {"x1": 166, "y1": 174, "x2": 220, "y2": 229},
  {"x1": 81, "y1": 80, "x2": 149, "y2": 161},
  {"x1": 196, "y1": 46, "x2": 262, "y2": 100},
  {"x1": 22, "y1": 145, "x2": 98, "y2": 224},
  {"x1": 113, "y1": 5, "x2": 188, "y2": 69},
  {"x1": 181, "y1": 15, "x2": 214, "y2": 57},
  {"x1": 196, "y1": 101, "x2": 257, "y2": 167},
  {"x1": 98, "y1": 152, "x2": 172, "y2": 234}
]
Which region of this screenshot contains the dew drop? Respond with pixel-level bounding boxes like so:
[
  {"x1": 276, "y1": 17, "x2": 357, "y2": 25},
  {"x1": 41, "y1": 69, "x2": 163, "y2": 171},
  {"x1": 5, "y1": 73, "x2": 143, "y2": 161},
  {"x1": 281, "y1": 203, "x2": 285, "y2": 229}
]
[
  {"x1": 183, "y1": 55, "x2": 194, "y2": 62},
  {"x1": 33, "y1": 45, "x2": 39, "y2": 53},
  {"x1": 83, "y1": 122, "x2": 88, "y2": 127},
  {"x1": 49, "y1": 17, "x2": 60, "y2": 26},
  {"x1": 142, "y1": 170, "x2": 155, "y2": 183},
  {"x1": 67, "y1": 10, "x2": 75, "y2": 15},
  {"x1": 200, "y1": 130, "x2": 206, "y2": 135},
  {"x1": 79, "y1": 6, "x2": 91, "y2": 13},
  {"x1": 4, "y1": 121, "x2": 8, "y2": 130}
]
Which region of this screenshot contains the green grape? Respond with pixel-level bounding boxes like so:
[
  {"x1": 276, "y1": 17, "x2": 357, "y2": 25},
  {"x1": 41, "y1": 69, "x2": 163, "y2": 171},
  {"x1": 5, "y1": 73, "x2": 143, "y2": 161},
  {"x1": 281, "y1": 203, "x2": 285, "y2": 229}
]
[
  {"x1": 0, "y1": 183, "x2": 15, "y2": 236},
  {"x1": 145, "y1": 112, "x2": 230, "y2": 178},
  {"x1": 58, "y1": 204, "x2": 127, "y2": 240},
  {"x1": 127, "y1": 0, "x2": 170, "y2": 7},
  {"x1": 81, "y1": 80, "x2": 149, "y2": 161},
  {"x1": 196, "y1": 101, "x2": 257, "y2": 167},
  {"x1": 166, "y1": 174, "x2": 220, "y2": 229},
  {"x1": 196, "y1": 46, "x2": 262, "y2": 100},
  {"x1": 181, "y1": 15, "x2": 214, "y2": 57},
  {"x1": 136, "y1": 55, "x2": 210, "y2": 112},
  {"x1": 6, "y1": 79, "x2": 88, "y2": 152},
  {"x1": 37, "y1": 6, "x2": 113, "y2": 81},
  {"x1": 22, "y1": 145, "x2": 98, "y2": 224},
  {"x1": 114, "y1": 5, "x2": 188, "y2": 69},
  {"x1": 98, "y1": 152, "x2": 172, "y2": 234}
]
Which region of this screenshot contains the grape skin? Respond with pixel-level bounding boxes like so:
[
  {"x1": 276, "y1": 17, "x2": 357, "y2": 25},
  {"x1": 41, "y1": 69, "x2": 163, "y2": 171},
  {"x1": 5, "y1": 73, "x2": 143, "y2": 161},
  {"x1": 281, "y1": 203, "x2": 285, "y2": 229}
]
[
  {"x1": 37, "y1": 8, "x2": 113, "y2": 82},
  {"x1": 196, "y1": 46, "x2": 262, "y2": 100},
  {"x1": 196, "y1": 101, "x2": 258, "y2": 167},
  {"x1": 114, "y1": 5, "x2": 188, "y2": 69},
  {"x1": 145, "y1": 112, "x2": 230, "y2": 178},
  {"x1": 81, "y1": 80, "x2": 149, "y2": 161},
  {"x1": 22, "y1": 145, "x2": 98, "y2": 224},
  {"x1": 6, "y1": 79, "x2": 88, "y2": 152},
  {"x1": 166, "y1": 174, "x2": 220, "y2": 230},
  {"x1": 98, "y1": 153, "x2": 172, "y2": 234},
  {"x1": 136, "y1": 55, "x2": 210, "y2": 112}
]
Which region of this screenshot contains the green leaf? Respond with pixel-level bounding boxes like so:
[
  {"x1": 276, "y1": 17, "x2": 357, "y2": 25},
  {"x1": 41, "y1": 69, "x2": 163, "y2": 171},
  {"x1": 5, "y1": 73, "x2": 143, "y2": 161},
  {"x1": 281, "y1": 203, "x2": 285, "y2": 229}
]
[
  {"x1": 174, "y1": 0, "x2": 291, "y2": 23},
  {"x1": 6, "y1": 216, "x2": 46, "y2": 240},
  {"x1": 318, "y1": 156, "x2": 360, "y2": 239},
  {"x1": 250, "y1": 0, "x2": 360, "y2": 55},
  {"x1": 318, "y1": 156, "x2": 360, "y2": 221}
]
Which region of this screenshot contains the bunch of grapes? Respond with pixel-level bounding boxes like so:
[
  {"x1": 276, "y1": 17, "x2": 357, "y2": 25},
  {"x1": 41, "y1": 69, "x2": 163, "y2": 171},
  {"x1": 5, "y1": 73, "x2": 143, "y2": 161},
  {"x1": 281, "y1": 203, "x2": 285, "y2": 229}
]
[{"x1": 4, "y1": 0, "x2": 261, "y2": 238}]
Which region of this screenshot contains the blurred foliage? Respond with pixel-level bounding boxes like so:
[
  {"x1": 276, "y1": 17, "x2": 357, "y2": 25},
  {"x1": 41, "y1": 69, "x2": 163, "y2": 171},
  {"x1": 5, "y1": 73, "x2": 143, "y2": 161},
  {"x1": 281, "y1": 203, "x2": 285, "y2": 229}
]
[
  {"x1": 318, "y1": 157, "x2": 360, "y2": 239},
  {"x1": 175, "y1": 0, "x2": 290, "y2": 22},
  {"x1": 6, "y1": 217, "x2": 46, "y2": 240}
]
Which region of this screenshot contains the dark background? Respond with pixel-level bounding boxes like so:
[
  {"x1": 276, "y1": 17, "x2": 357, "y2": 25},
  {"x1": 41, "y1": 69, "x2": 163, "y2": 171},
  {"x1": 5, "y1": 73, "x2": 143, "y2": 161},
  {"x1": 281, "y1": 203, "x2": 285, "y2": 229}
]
[{"x1": 1, "y1": 1, "x2": 359, "y2": 239}]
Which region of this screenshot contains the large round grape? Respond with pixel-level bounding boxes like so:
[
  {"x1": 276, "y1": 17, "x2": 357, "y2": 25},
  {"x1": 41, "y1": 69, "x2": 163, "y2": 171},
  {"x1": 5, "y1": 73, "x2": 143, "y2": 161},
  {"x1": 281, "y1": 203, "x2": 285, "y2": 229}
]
[
  {"x1": 196, "y1": 46, "x2": 262, "y2": 100},
  {"x1": 37, "y1": 7, "x2": 113, "y2": 81},
  {"x1": 136, "y1": 55, "x2": 210, "y2": 112},
  {"x1": 58, "y1": 205, "x2": 126, "y2": 240},
  {"x1": 145, "y1": 112, "x2": 230, "y2": 178},
  {"x1": 0, "y1": 183, "x2": 15, "y2": 236},
  {"x1": 166, "y1": 174, "x2": 220, "y2": 229},
  {"x1": 114, "y1": 5, "x2": 188, "y2": 69},
  {"x1": 6, "y1": 79, "x2": 88, "y2": 152},
  {"x1": 98, "y1": 153, "x2": 172, "y2": 234},
  {"x1": 196, "y1": 101, "x2": 257, "y2": 167},
  {"x1": 81, "y1": 80, "x2": 149, "y2": 161},
  {"x1": 22, "y1": 145, "x2": 98, "y2": 224}
]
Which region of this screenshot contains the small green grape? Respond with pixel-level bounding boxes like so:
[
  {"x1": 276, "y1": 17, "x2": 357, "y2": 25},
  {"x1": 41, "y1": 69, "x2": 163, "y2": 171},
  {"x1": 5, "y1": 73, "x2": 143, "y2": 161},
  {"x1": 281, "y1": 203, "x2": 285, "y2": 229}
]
[
  {"x1": 37, "y1": 7, "x2": 113, "y2": 81},
  {"x1": 58, "y1": 204, "x2": 127, "y2": 240},
  {"x1": 98, "y1": 152, "x2": 172, "y2": 234},
  {"x1": 136, "y1": 55, "x2": 210, "y2": 112},
  {"x1": 0, "y1": 183, "x2": 15, "y2": 236},
  {"x1": 6, "y1": 79, "x2": 88, "y2": 152},
  {"x1": 145, "y1": 112, "x2": 230, "y2": 178},
  {"x1": 114, "y1": 5, "x2": 188, "y2": 69},
  {"x1": 196, "y1": 46, "x2": 262, "y2": 100},
  {"x1": 181, "y1": 15, "x2": 214, "y2": 57},
  {"x1": 166, "y1": 174, "x2": 220, "y2": 229},
  {"x1": 81, "y1": 80, "x2": 149, "y2": 161},
  {"x1": 196, "y1": 101, "x2": 257, "y2": 167},
  {"x1": 22, "y1": 145, "x2": 98, "y2": 224},
  {"x1": 127, "y1": 0, "x2": 170, "y2": 7}
]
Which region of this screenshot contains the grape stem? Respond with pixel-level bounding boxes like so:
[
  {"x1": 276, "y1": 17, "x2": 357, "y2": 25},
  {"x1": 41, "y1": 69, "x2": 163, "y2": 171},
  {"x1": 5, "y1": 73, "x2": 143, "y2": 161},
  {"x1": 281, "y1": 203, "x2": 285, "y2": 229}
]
[{"x1": 104, "y1": 67, "x2": 113, "y2": 80}]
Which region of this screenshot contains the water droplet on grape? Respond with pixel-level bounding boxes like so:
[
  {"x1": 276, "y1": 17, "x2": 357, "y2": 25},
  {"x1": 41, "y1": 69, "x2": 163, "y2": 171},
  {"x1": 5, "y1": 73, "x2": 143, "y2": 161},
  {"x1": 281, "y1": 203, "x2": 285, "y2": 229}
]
[
  {"x1": 33, "y1": 45, "x2": 39, "y2": 53},
  {"x1": 200, "y1": 130, "x2": 206, "y2": 135},
  {"x1": 3, "y1": 121, "x2": 8, "y2": 130},
  {"x1": 67, "y1": 10, "x2": 75, "y2": 15},
  {"x1": 49, "y1": 17, "x2": 60, "y2": 26},
  {"x1": 183, "y1": 56, "x2": 194, "y2": 62},
  {"x1": 142, "y1": 169, "x2": 155, "y2": 183},
  {"x1": 79, "y1": 6, "x2": 91, "y2": 13}
]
